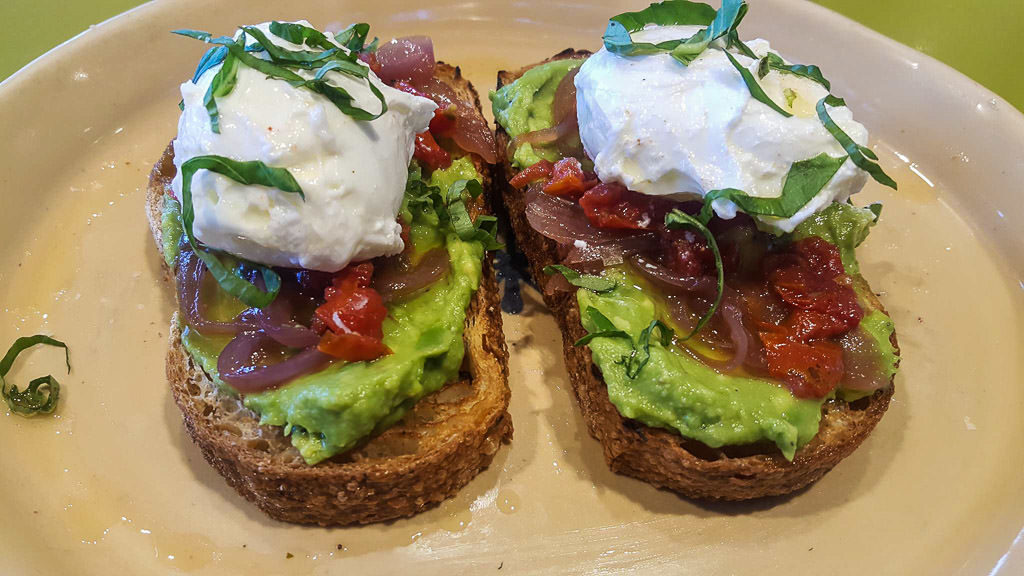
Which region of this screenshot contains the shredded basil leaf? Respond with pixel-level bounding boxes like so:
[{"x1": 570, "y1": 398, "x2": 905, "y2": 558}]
[
  {"x1": 724, "y1": 50, "x2": 791, "y2": 117},
  {"x1": 698, "y1": 153, "x2": 848, "y2": 224},
  {"x1": 603, "y1": 0, "x2": 716, "y2": 58},
  {"x1": 669, "y1": 0, "x2": 747, "y2": 66},
  {"x1": 816, "y1": 96, "x2": 897, "y2": 190},
  {"x1": 404, "y1": 170, "x2": 502, "y2": 251},
  {"x1": 783, "y1": 87, "x2": 798, "y2": 108},
  {"x1": 268, "y1": 21, "x2": 335, "y2": 50},
  {"x1": 178, "y1": 155, "x2": 305, "y2": 308},
  {"x1": 663, "y1": 210, "x2": 723, "y2": 339},
  {"x1": 543, "y1": 265, "x2": 617, "y2": 293},
  {"x1": 203, "y1": 51, "x2": 239, "y2": 134},
  {"x1": 1, "y1": 335, "x2": 69, "y2": 416},
  {"x1": 617, "y1": 320, "x2": 674, "y2": 378},
  {"x1": 192, "y1": 45, "x2": 228, "y2": 83},
  {"x1": 174, "y1": 23, "x2": 386, "y2": 125},
  {"x1": 334, "y1": 23, "x2": 373, "y2": 53},
  {"x1": 242, "y1": 25, "x2": 337, "y2": 64},
  {"x1": 171, "y1": 29, "x2": 236, "y2": 45},
  {"x1": 757, "y1": 52, "x2": 831, "y2": 91},
  {"x1": 868, "y1": 202, "x2": 883, "y2": 222},
  {"x1": 575, "y1": 307, "x2": 631, "y2": 346}
]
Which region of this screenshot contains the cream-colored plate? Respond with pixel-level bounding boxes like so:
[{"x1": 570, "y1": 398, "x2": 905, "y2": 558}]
[{"x1": 2, "y1": 0, "x2": 1023, "y2": 574}]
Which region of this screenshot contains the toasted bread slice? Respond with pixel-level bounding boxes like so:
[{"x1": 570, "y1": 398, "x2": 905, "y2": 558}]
[
  {"x1": 148, "y1": 62, "x2": 512, "y2": 526},
  {"x1": 494, "y1": 51, "x2": 896, "y2": 501}
]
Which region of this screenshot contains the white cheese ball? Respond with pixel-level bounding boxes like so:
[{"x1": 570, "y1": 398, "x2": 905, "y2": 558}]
[
  {"x1": 575, "y1": 25, "x2": 870, "y2": 233},
  {"x1": 172, "y1": 21, "x2": 436, "y2": 271}
]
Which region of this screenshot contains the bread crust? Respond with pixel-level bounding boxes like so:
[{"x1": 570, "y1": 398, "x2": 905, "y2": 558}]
[
  {"x1": 149, "y1": 62, "x2": 512, "y2": 525},
  {"x1": 494, "y1": 50, "x2": 896, "y2": 500}
]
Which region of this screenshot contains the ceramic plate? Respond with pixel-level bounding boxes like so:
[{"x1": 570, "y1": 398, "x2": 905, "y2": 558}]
[{"x1": 2, "y1": 0, "x2": 1022, "y2": 574}]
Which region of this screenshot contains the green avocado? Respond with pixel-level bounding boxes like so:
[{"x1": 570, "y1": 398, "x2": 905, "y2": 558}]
[
  {"x1": 162, "y1": 160, "x2": 486, "y2": 464},
  {"x1": 578, "y1": 268, "x2": 824, "y2": 460},
  {"x1": 489, "y1": 58, "x2": 583, "y2": 168},
  {"x1": 492, "y1": 66, "x2": 899, "y2": 460}
]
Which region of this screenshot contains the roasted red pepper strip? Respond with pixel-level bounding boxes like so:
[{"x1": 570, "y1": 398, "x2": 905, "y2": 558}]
[
  {"x1": 757, "y1": 236, "x2": 863, "y2": 398},
  {"x1": 413, "y1": 131, "x2": 452, "y2": 171},
  {"x1": 578, "y1": 182, "x2": 664, "y2": 230},
  {"x1": 760, "y1": 332, "x2": 845, "y2": 399},
  {"x1": 543, "y1": 157, "x2": 589, "y2": 197},
  {"x1": 314, "y1": 263, "x2": 391, "y2": 362},
  {"x1": 509, "y1": 159, "x2": 553, "y2": 188}
]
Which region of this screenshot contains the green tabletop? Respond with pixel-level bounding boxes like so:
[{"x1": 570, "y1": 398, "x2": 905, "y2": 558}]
[{"x1": 1, "y1": 0, "x2": 1021, "y2": 112}]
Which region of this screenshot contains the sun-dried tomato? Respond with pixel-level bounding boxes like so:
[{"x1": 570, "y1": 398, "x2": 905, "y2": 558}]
[{"x1": 314, "y1": 263, "x2": 390, "y2": 362}]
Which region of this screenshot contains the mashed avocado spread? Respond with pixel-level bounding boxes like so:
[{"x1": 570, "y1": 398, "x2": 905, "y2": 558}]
[
  {"x1": 490, "y1": 58, "x2": 582, "y2": 168},
  {"x1": 493, "y1": 60, "x2": 898, "y2": 460},
  {"x1": 163, "y1": 157, "x2": 485, "y2": 464}
]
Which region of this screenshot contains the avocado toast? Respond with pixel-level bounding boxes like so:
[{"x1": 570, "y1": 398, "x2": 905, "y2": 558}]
[
  {"x1": 150, "y1": 22, "x2": 510, "y2": 525},
  {"x1": 490, "y1": 1, "x2": 899, "y2": 500}
]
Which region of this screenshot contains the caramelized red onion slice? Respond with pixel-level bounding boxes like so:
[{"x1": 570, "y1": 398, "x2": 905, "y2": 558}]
[
  {"x1": 717, "y1": 297, "x2": 750, "y2": 372},
  {"x1": 511, "y1": 67, "x2": 581, "y2": 157},
  {"x1": 628, "y1": 255, "x2": 752, "y2": 371},
  {"x1": 243, "y1": 290, "x2": 320, "y2": 348},
  {"x1": 375, "y1": 36, "x2": 435, "y2": 84},
  {"x1": 628, "y1": 254, "x2": 717, "y2": 294},
  {"x1": 178, "y1": 250, "x2": 318, "y2": 346},
  {"x1": 218, "y1": 331, "x2": 333, "y2": 393},
  {"x1": 411, "y1": 77, "x2": 497, "y2": 163},
  {"x1": 838, "y1": 328, "x2": 892, "y2": 392},
  {"x1": 526, "y1": 187, "x2": 640, "y2": 244},
  {"x1": 372, "y1": 248, "x2": 450, "y2": 303},
  {"x1": 177, "y1": 250, "x2": 256, "y2": 335},
  {"x1": 563, "y1": 236, "x2": 659, "y2": 268}
]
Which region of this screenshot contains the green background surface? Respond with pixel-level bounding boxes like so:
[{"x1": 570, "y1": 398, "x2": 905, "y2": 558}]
[{"x1": 1, "y1": 0, "x2": 1022, "y2": 111}]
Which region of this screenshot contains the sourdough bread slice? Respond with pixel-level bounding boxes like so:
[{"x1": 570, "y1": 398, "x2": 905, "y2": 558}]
[
  {"x1": 494, "y1": 50, "x2": 896, "y2": 501},
  {"x1": 148, "y1": 62, "x2": 512, "y2": 526}
]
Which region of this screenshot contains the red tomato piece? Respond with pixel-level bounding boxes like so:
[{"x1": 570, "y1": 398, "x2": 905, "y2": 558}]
[
  {"x1": 760, "y1": 332, "x2": 844, "y2": 399},
  {"x1": 790, "y1": 236, "x2": 846, "y2": 278},
  {"x1": 542, "y1": 157, "x2": 587, "y2": 197},
  {"x1": 663, "y1": 228, "x2": 713, "y2": 277},
  {"x1": 429, "y1": 107, "x2": 457, "y2": 136},
  {"x1": 358, "y1": 52, "x2": 383, "y2": 77},
  {"x1": 578, "y1": 183, "x2": 661, "y2": 230},
  {"x1": 392, "y1": 80, "x2": 457, "y2": 138},
  {"x1": 314, "y1": 263, "x2": 391, "y2": 362},
  {"x1": 318, "y1": 331, "x2": 391, "y2": 362},
  {"x1": 413, "y1": 131, "x2": 452, "y2": 171},
  {"x1": 509, "y1": 159, "x2": 554, "y2": 188}
]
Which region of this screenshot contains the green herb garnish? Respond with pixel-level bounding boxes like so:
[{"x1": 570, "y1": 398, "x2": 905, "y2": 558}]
[
  {"x1": 664, "y1": 209, "x2": 724, "y2": 339},
  {"x1": 616, "y1": 319, "x2": 674, "y2": 378},
  {"x1": 724, "y1": 50, "x2": 791, "y2": 117},
  {"x1": 543, "y1": 265, "x2": 617, "y2": 293},
  {"x1": 603, "y1": 0, "x2": 717, "y2": 58},
  {"x1": 817, "y1": 96, "x2": 898, "y2": 190},
  {"x1": 669, "y1": 0, "x2": 748, "y2": 66},
  {"x1": 575, "y1": 307, "x2": 631, "y2": 346},
  {"x1": 404, "y1": 167, "x2": 502, "y2": 251},
  {"x1": 173, "y1": 21, "x2": 387, "y2": 130},
  {"x1": 1, "y1": 335, "x2": 70, "y2": 416},
  {"x1": 603, "y1": 0, "x2": 749, "y2": 67},
  {"x1": 575, "y1": 308, "x2": 673, "y2": 379},
  {"x1": 783, "y1": 88, "x2": 798, "y2": 108},
  {"x1": 179, "y1": 155, "x2": 305, "y2": 308},
  {"x1": 757, "y1": 52, "x2": 831, "y2": 91},
  {"x1": 698, "y1": 153, "x2": 848, "y2": 223}
]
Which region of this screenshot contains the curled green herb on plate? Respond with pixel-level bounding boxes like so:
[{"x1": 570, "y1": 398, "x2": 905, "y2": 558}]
[{"x1": 1, "y1": 335, "x2": 70, "y2": 416}]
